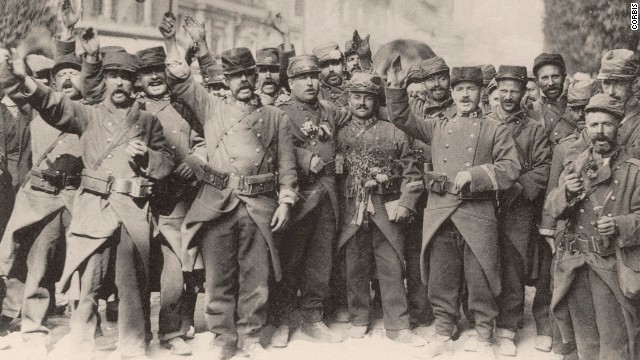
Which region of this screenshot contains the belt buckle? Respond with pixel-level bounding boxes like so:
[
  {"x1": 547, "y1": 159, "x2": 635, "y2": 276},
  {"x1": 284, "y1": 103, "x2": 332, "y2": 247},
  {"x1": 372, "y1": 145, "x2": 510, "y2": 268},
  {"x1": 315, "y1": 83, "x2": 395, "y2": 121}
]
[
  {"x1": 567, "y1": 237, "x2": 577, "y2": 253},
  {"x1": 130, "y1": 179, "x2": 153, "y2": 198}
]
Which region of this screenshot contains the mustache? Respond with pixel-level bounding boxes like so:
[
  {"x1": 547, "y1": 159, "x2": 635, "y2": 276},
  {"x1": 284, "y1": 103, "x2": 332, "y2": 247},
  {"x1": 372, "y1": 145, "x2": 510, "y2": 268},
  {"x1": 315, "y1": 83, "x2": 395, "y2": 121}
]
[
  {"x1": 356, "y1": 104, "x2": 370, "y2": 110},
  {"x1": 238, "y1": 81, "x2": 254, "y2": 91},
  {"x1": 62, "y1": 79, "x2": 74, "y2": 88},
  {"x1": 111, "y1": 89, "x2": 131, "y2": 97},
  {"x1": 460, "y1": 96, "x2": 471, "y2": 102}
]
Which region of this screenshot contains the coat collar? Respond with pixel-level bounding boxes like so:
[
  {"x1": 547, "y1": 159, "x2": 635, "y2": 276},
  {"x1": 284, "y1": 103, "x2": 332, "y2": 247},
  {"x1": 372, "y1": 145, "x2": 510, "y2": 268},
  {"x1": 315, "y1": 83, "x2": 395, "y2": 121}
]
[{"x1": 575, "y1": 147, "x2": 629, "y2": 188}]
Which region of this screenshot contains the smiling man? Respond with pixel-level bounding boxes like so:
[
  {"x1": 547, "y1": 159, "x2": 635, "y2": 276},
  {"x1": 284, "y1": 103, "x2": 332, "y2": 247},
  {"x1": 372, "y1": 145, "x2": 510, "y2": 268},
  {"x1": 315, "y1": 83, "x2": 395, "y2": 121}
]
[
  {"x1": 313, "y1": 42, "x2": 346, "y2": 107},
  {"x1": 487, "y1": 65, "x2": 551, "y2": 357},
  {"x1": 527, "y1": 53, "x2": 574, "y2": 149},
  {"x1": 386, "y1": 65, "x2": 520, "y2": 359}
]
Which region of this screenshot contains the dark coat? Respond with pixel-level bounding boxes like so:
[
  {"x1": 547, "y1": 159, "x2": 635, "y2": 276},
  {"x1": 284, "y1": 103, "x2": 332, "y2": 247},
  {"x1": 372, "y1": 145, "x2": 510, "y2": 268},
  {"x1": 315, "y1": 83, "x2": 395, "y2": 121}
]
[
  {"x1": 386, "y1": 88, "x2": 521, "y2": 294},
  {"x1": 166, "y1": 66, "x2": 298, "y2": 281}
]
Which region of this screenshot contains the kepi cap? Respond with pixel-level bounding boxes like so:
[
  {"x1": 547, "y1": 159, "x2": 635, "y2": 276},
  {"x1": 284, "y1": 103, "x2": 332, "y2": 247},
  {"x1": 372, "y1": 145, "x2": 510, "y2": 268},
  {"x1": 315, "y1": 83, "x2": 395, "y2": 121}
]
[
  {"x1": 480, "y1": 64, "x2": 496, "y2": 86},
  {"x1": 585, "y1": 93, "x2": 625, "y2": 119},
  {"x1": 287, "y1": 55, "x2": 320, "y2": 78},
  {"x1": 256, "y1": 48, "x2": 280, "y2": 67},
  {"x1": 346, "y1": 72, "x2": 382, "y2": 95},
  {"x1": 221, "y1": 47, "x2": 256, "y2": 75},
  {"x1": 597, "y1": 49, "x2": 639, "y2": 81},
  {"x1": 450, "y1": 66, "x2": 483, "y2": 88},
  {"x1": 418, "y1": 56, "x2": 449, "y2": 79},
  {"x1": 312, "y1": 42, "x2": 343, "y2": 64},
  {"x1": 51, "y1": 54, "x2": 82, "y2": 76},
  {"x1": 495, "y1": 65, "x2": 527, "y2": 84},
  {"x1": 567, "y1": 80, "x2": 596, "y2": 107},
  {"x1": 533, "y1": 53, "x2": 565, "y2": 76},
  {"x1": 136, "y1": 46, "x2": 166, "y2": 70}
]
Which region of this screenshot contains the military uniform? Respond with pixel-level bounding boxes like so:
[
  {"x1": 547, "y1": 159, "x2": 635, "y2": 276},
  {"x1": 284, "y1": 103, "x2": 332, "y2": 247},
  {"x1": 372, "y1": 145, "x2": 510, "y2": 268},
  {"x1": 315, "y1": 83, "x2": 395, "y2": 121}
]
[
  {"x1": 0, "y1": 96, "x2": 32, "y2": 192},
  {"x1": 488, "y1": 66, "x2": 552, "y2": 350},
  {"x1": 386, "y1": 66, "x2": 521, "y2": 344},
  {"x1": 270, "y1": 55, "x2": 342, "y2": 337},
  {"x1": 0, "y1": 54, "x2": 84, "y2": 348},
  {"x1": 255, "y1": 48, "x2": 292, "y2": 107},
  {"x1": 336, "y1": 73, "x2": 423, "y2": 340},
  {"x1": 5, "y1": 50, "x2": 175, "y2": 358},
  {"x1": 546, "y1": 94, "x2": 640, "y2": 359},
  {"x1": 166, "y1": 47, "x2": 298, "y2": 353}
]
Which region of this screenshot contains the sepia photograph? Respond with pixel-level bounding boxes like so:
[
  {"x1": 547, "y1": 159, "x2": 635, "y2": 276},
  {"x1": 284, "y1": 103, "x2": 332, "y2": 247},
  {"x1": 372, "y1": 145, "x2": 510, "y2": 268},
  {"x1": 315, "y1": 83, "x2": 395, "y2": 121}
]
[{"x1": 0, "y1": 0, "x2": 637, "y2": 359}]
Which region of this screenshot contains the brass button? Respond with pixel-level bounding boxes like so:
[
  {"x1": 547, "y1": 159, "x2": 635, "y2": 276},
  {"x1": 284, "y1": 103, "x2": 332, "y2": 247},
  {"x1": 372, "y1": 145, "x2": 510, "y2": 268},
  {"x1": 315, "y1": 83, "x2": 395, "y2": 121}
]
[
  {"x1": 107, "y1": 154, "x2": 113, "y2": 159},
  {"x1": 107, "y1": 170, "x2": 113, "y2": 175},
  {"x1": 229, "y1": 158, "x2": 235, "y2": 163},
  {"x1": 614, "y1": 180, "x2": 619, "y2": 184},
  {"x1": 256, "y1": 133, "x2": 262, "y2": 138},
  {"x1": 257, "y1": 109, "x2": 262, "y2": 112},
  {"x1": 56, "y1": 154, "x2": 61, "y2": 159},
  {"x1": 172, "y1": 130, "x2": 178, "y2": 134},
  {"x1": 311, "y1": 141, "x2": 317, "y2": 146},
  {"x1": 268, "y1": 157, "x2": 273, "y2": 163},
  {"x1": 171, "y1": 145, "x2": 177, "y2": 150},
  {"x1": 452, "y1": 119, "x2": 457, "y2": 123},
  {"x1": 448, "y1": 130, "x2": 452, "y2": 134},
  {"x1": 554, "y1": 132, "x2": 558, "y2": 136},
  {"x1": 444, "y1": 143, "x2": 449, "y2": 148},
  {"x1": 259, "y1": 119, "x2": 264, "y2": 123},
  {"x1": 610, "y1": 196, "x2": 616, "y2": 201},
  {"x1": 108, "y1": 122, "x2": 113, "y2": 126},
  {"x1": 254, "y1": 162, "x2": 260, "y2": 167},
  {"x1": 443, "y1": 158, "x2": 448, "y2": 162},
  {"x1": 473, "y1": 122, "x2": 477, "y2": 126},
  {"x1": 229, "y1": 130, "x2": 234, "y2": 135},
  {"x1": 107, "y1": 138, "x2": 112, "y2": 143},
  {"x1": 578, "y1": 225, "x2": 584, "y2": 230},
  {"x1": 579, "y1": 209, "x2": 584, "y2": 213},
  {"x1": 470, "y1": 134, "x2": 474, "y2": 138},
  {"x1": 256, "y1": 148, "x2": 261, "y2": 153},
  {"x1": 58, "y1": 140, "x2": 63, "y2": 144},
  {"x1": 305, "y1": 116, "x2": 310, "y2": 120},
  {"x1": 468, "y1": 147, "x2": 473, "y2": 152}
]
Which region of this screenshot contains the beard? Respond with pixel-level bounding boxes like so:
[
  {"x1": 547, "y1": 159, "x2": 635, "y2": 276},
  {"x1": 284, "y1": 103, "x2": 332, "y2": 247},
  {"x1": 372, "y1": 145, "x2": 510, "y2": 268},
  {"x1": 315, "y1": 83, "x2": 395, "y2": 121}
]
[{"x1": 590, "y1": 132, "x2": 617, "y2": 154}]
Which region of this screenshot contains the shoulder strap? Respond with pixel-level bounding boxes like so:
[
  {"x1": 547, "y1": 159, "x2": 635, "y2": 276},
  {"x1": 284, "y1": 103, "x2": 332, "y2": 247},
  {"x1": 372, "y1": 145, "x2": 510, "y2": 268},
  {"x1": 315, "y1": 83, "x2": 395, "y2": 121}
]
[
  {"x1": 509, "y1": 116, "x2": 530, "y2": 171},
  {"x1": 91, "y1": 109, "x2": 143, "y2": 171},
  {"x1": 33, "y1": 132, "x2": 69, "y2": 169}
]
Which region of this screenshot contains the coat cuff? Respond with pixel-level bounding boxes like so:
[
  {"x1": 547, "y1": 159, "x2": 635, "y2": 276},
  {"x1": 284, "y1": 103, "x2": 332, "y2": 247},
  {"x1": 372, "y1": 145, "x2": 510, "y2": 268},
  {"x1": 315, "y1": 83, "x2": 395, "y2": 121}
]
[
  {"x1": 56, "y1": 38, "x2": 77, "y2": 57},
  {"x1": 397, "y1": 180, "x2": 424, "y2": 212},
  {"x1": 278, "y1": 187, "x2": 298, "y2": 205},
  {"x1": 468, "y1": 165, "x2": 499, "y2": 191},
  {"x1": 184, "y1": 154, "x2": 206, "y2": 182},
  {"x1": 539, "y1": 228, "x2": 556, "y2": 237}
]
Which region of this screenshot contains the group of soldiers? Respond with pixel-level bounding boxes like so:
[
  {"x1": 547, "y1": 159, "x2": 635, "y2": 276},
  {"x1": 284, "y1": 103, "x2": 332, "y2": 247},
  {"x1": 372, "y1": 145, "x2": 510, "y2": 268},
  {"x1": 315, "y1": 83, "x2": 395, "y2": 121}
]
[{"x1": 0, "y1": 4, "x2": 638, "y2": 360}]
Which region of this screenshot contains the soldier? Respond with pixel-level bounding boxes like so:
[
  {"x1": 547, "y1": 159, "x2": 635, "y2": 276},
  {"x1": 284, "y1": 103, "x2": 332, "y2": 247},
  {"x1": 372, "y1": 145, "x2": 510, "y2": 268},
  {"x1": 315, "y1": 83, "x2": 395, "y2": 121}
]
[
  {"x1": 386, "y1": 64, "x2": 521, "y2": 359},
  {"x1": 523, "y1": 71, "x2": 541, "y2": 109},
  {"x1": 133, "y1": 45, "x2": 201, "y2": 355},
  {"x1": 415, "y1": 56, "x2": 454, "y2": 118},
  {"x1": 485, "y1": 78, "x2": 500, "y2": 115},
  {"x1": 0, "y1": 52, "x2": 84, "y2": 358},
  {"x1": 480, "y1": 64, "x2": 496, "y2": 114},
  {"x1": 538, "y1": 80, "x2": 595, "y2": 359},
  {"x1": 255, "y1": 48, "x2": 290, "y2": 106},
  {"x1": 406, "y1": 67, "x2": 428, "y2": 102},
  {"x1": 566, "y1": 49, "x2": 640, "y2": 160},
  {"x1": 161, "y1": 13, "x2": 298, "y2": 360},
  {"x1": 336, "y1": 72, "x2": 425, "y2": 346},
  {"x1": 344, "y1": 30, "x2": 373, "y2": 75},
  {"x1": 313, "y1": 42, "x2": 346, "y2": 107},
  {"x1": 545, "y1": 94, "x2": 640, "y2": 360},
  {"x1": 527, "y1": 53, "x2": 573, "y2": 149},
  {"x1": 487, "y1": 65, "x2": 551, "y2": 357},
  {"x1": 269, "y1": 54, "x2": 344, "y2": 347},
  {"x1": 2, "y1": 27, "x2": 175, "y2": 360},
  {"x1": 203, "y1": 64, "x2": 231, "y2": 97}
]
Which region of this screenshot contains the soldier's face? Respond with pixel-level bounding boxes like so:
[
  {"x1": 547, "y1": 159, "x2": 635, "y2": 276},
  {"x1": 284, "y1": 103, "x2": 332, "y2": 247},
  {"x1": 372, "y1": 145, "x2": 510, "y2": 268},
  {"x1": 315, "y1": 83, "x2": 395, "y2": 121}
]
[
  {"x1": 319, "y1": 59, "x2": 344, "y2": 86},
  {"x1": 451, "y1": 81, "x2": 481, "y2": 113},
  {"x1": 569, "y1": 105, "x2": 587, "y2": 130},
  {"x1": 498, "y1": 79, "x2": 524, "y2": 113},
  {"x1": 225, "y1": 69, "x2": 257, "y2": 101},
  {"x1": 349, "y1": 92, "x2": 377, "y2": 119},
  {"x1": 407, "y1": 82, "x2": 428, "y2": 102},
  {"x1": 104, "y1": 69, "x2": 135, "y2": 107},
  {"x1": 53, "y1": 67, "x2": 82, "y2": 100},
  {"x1": 423, "y1": 73, "x2": 450, "y2": 101},
  {"x1": 257, "y1": 65, "x2": 281, "y2": 96},
  {"x1": 289, "y1": 73, "x2": 320, "y2": 103},
  {"x1": 586, "y1": 111, "x2": 618, "y2": 155},
  {"x1": 536, "y1": 65, "x2": 564, "y2": 101},
  {"x1": 602, "y1": 79, "x2": 633, "y2": 105},
  {"x1": 523, "y1": 80, "x2": 540, "y2": 105},
  {"x1": 346, "y1": 54, "x2": 362, "y2": 74},
  {"x1": 138, "y1": 65, "x2": 168, "y2": 97}
]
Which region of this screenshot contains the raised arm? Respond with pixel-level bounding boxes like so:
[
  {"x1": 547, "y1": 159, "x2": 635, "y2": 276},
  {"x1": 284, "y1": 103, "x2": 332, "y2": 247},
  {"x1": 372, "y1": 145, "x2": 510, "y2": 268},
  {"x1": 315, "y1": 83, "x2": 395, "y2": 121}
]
[
  {"x1": 161, "y1": 12, "x2": 217, "y2": 125},
  {"x1": 1, "y1": 49, "x2": 89, "y2": 135},
  {"x1": 79, "y1": 28, "x2": 106, "y2": 104},
  {"x1": 396, "y1": 127, "x2": 424, "y2": 217},
  {"x1": 55, "y1": 0, "x2": 82, "y2": 59},
  {"x1": 385, "y1": 58, "x2": 433, "y2": 144}
]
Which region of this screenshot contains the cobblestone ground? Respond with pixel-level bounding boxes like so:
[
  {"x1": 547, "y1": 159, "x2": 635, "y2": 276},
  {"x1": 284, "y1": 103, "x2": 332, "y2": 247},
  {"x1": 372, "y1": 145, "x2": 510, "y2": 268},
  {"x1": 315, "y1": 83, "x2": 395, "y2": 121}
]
[{"x1": 1, "y1": 287, "x2": 562, "y2": 359}]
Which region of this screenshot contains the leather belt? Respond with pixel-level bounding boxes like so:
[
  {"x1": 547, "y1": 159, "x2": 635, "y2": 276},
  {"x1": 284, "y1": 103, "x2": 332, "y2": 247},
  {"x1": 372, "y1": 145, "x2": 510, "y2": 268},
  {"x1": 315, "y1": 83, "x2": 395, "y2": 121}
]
[
  {"x1": 80, "y1": 169, "x2": 153, "y2": 198},
  {"x1": 560, "y1": 233, "x2": 615, "y2": 256},
  {"x1": 30, "y1": 169, "x2": 81, "y2": 193},
  {"x1": 203, "y1": 165, "x2": 277, "y2": 195},
  {"x1": 424, "y1": 171, "x2": 494, "y2": 200}
]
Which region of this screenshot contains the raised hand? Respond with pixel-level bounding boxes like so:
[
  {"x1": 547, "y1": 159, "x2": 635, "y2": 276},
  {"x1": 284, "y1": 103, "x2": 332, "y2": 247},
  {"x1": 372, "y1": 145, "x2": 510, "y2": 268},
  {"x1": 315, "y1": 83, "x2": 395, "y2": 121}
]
[
  {"x1": 159, "y1": 12, "x2": 177, "y2": 40},
  {"x1": 7, "y1": 47, "x2": 28, "y2": 80},
  {"x1": 60, "y1": 0, "x2": 82, "y2": 29},
  {"x1": 353, "y1": 31, "x2": 371, "y2": 58},
  {"x1": 182, "y1": 15, "x2": 206, "y2": 43},
  {"x1": 80, "y1": 28, "x2": 100, "y2": 57},
  {"x1": 268, "y1": 12, "x2": 290, "y2": 34},
  {"x1": 386, "y1": 55, "x2": 408, "y2": 88}
]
